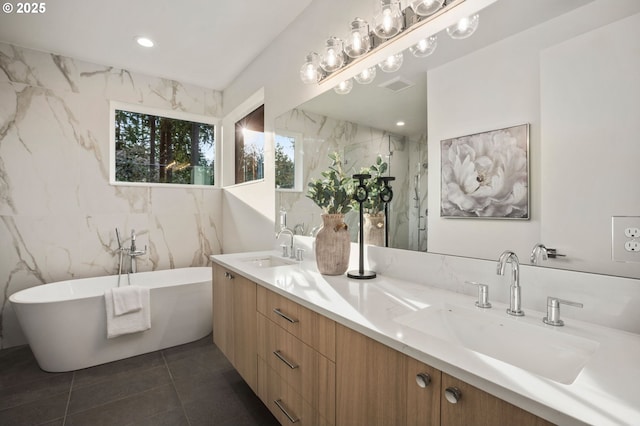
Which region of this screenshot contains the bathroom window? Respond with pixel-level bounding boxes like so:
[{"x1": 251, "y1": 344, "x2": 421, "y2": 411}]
[
  {"x1": 110, "y1": 102, "x2": 217, "y2": 187},
  {"x1": 275, "y1": 130, "x2": 303, "y2": 192},
  {"x1": 235, "y1": 105, "x2": 264, "y2": 184}
]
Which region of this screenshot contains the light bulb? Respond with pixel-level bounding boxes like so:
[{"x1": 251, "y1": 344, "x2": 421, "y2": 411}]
[
  {"x1": 320, "y1": 37, "x2": 345, "y2": 72},
  {"x1": 373, "y1": 0, "x2": 402, "y2": 39},
  {"x1": 410, "y1": 0, "x2": 444, "y2": 17},
  {"x1": 378, "y1": 52, "x2": 403, "y2": 73},
  {"x1": 446, "y1": 14, "x2": 480, "y2": 39},
  {"x1": 354, "y1": 66, "x2": 377, "y2": 85},
  {"x1": 334, "y1": 79, "x2": 354, "y2": 95},
  {"x1": 344, "y1": 18, "x2": 371, "y2": 59},
  {"x1": 409, "y1": 35, "x2": 437, "y2": 58},
  {"x1": 299, "y1": 52, "x2": 322, "y2": 84}
]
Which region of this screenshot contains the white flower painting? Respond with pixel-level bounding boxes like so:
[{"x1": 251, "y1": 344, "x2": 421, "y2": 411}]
[{"x1": 441, "y1": 124, "x2": 529, "y2": 219}]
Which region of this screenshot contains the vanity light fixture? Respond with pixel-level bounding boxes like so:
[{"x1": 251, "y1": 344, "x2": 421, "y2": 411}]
[
  {"x1": 409, "y1": 35, "x2": 438, "y2": 58},
  {"x1": 446, "y1": 13, "x2": 480, "y2": 39},
  {"x1": 135, "y1": 36, "x2": 154, "y2": 48},
  {"x1": 378, "y1": 52, "x2": 404, "y2": 73},
  {"x1": 298, "y1": 0, "x2": 494, "y2": 86},
  {"x1": 300, "y1": 52, "x2": 323, "y2": 84},
  {"x1": 373, "y1": 0, "x2": 403, "y2": 39},
  {"x1": 410, "y1": 0, "x2": 445, "y2": 17},
  {"x1": 334, "y1": 79, "x2": 354, "y2": 95},
  {"x1": 320, "y1": 37, "x2": 346, "y2": 73},
  {"x1": 344, "y1": 18, "x2": 372, "y2": 59},
  {"x1": 354, "y1": 66, "x2": 377, "y2": 84}
]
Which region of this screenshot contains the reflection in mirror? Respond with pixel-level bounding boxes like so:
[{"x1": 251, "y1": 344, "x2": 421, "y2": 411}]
[{"x1": 276, "y1": 0, "x2": 640, "y2": 278}]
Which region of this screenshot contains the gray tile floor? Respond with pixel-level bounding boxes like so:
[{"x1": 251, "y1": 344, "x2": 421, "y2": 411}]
[{"x1": 0, "y1": 335, "x2": 279, "y2": 426}]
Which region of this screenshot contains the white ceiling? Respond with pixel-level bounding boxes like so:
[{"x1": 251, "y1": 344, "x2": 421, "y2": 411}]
[{"x1": 0, "y1": 0, "x2": 312, "y2": 90}]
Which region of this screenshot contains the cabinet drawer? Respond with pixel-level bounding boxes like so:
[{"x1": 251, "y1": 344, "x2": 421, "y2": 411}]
[
  {"x1": 258, "y1": 357, "x2": 333, "y2": 426},
  {"x1": 257, "y1": 285, "x2": 335, "y2": 360},
  {"x1": 258, "y1": 313, "x2": 336, "y2": 421}
]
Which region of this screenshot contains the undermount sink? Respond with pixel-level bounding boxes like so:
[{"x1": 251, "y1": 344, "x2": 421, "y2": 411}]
[
  {"x1": 395, "y1": 303, "x2": 600, "y2": 385},
  {"x1": 240, "y1": 255, "x2": 297, "y2": 268}
]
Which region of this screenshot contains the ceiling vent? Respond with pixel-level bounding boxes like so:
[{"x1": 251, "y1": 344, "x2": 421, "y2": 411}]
[{"x1": 378, "y1": 76, "x2": 415, "y2": 92}]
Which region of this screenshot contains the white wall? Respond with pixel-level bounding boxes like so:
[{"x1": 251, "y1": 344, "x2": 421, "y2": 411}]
[
  {"x1": 540, "y1": 13, "x2": 640, "y2": 277},
  {"x1": 0, "y1": 43, "x2": 224, "y2": 348}
]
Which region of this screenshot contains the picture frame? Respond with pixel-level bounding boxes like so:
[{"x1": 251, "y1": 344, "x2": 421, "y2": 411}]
[{"x1": 440, "y1": 123, "x2": 529, "y2": 219}]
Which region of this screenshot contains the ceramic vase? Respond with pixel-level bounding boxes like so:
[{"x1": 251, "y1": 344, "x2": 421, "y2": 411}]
[
  {"x1": 364, "y1": 213, "x2": 385, "y2": 246},
  {"x1": 315, "y1": 214, "x2": 350, "y2": 275}
]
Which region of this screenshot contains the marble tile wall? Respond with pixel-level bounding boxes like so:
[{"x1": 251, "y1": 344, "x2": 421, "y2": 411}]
[
  {"x1": 0, "y1": 43, "x2": 224, "y2": 348},
  {"x1": 275, "y1": 108, "x2": 427, "y2": 250}
]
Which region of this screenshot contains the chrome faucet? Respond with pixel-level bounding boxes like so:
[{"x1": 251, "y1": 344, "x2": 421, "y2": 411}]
[
  {"x1": 128, "y1": 229, "x2": 147, "y2": 274},
  {"x1": 276, "y1": 227, "x2": 295, "y2": 259},
  {"x1": 497, "y1": 250, "x2": 524, "y2": 316},
  {"x1": 530, "y1": 243, "x2": 549, "y2": 265}
]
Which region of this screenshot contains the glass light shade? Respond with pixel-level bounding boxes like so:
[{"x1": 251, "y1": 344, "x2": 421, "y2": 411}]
[
  {"x1": 409, "y1": 35, "x2": 437, "y2": 58},
  {"x1": 373, "y1": 0, "x2": 403, "y2": 39},
  {"x1": 344, "y1": 18, "x2": 371, "y2": 59},
  {"x1": 446, "y1": 14, "x2": 480, "y2": 39},
  {"x1": 334, "y1": 79, "x2": 354, "y2": 95},
  {"x1": 378, "y1": 52, "x2": 404, "y2": 73},
  {"x1": 354, "y1": 66, "x2": 377, "y2": 85},
  {"x1": 320, "y1": 37, "x2": 346, "y2": 73},
  {"x1": 410, "y1": 0, "x2": 444, "y2": 17},
  {"x1": 299, "y1": 52, "x2": 322, "y2": 84}
]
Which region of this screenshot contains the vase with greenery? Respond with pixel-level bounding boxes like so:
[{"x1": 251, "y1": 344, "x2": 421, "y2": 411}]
[
  {"x1": 353, "y1": 155, "x2": 388, "y2": 246},
  {"x1": 306, "y1": 152, "x2": 353, "y2": 275}
]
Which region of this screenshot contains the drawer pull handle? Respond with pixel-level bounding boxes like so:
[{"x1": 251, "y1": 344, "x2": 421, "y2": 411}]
[
  {"x1": 274, "y1": 399, "x2": 300, "y2": 423},
  {"x1": 273, "y1": 350, "x2": 299, "y2": 369},
  {"x1": 273, "y1": 308, "x2": 299, "y2": 324},
  {"x1": 416, "y1": 372, "x2": 431, "y2": 388}
]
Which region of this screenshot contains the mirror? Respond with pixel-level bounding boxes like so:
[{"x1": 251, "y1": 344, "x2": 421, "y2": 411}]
[{"x1": 275, "y1": 0, "x2": 640, "y2": 279}]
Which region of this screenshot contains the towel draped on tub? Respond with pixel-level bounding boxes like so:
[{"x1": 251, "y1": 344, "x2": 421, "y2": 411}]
[{"x1": 104, "y1": 286, "x2": 151, "y2": 338}]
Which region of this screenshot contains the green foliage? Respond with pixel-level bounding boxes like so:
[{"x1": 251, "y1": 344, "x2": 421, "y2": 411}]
[
  {"x1": 275, "y1": 138, "x2": 295, "y2": 189},
  {"x1": 306, "y1": 152, "x2": 354, "y2": 214},
  {"x1": 353, "y1": 155, "x2": 389, "y2": 214},
  {"x1": 114, "y1": 110, "x2": 215, "y2": 185}
]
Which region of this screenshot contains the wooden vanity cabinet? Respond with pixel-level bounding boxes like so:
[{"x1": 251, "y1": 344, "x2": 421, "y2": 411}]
[
  {"x1": 336, "y1": 324, "x2": 440, "y2": 426},
  {"x1": 212, "y1": 264, "x2": 257, "y2": 392},
  {"x1": 256, "y1": 286, "x2": 336, "y2": 425},
  {"x1": 212, "y1": 264, "x2": 554, "y2": 426},
  {"x1": 440, "y1": 373, "x2": 553, "y2": 426}
]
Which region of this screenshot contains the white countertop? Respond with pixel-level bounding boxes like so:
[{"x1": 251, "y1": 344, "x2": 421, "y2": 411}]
[{"x1": 211, "y1": 250, "x2": 640, "y2": 426}]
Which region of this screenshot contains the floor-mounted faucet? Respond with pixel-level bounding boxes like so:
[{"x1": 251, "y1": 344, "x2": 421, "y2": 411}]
[
  {"x1": 128, "y1": 229, "x2": 147, "y2": 273},
  {"x1": 497, "y1": 250, "x2": 524, "y2": 316}
]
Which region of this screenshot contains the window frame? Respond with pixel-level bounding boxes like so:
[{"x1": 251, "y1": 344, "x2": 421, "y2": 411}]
[
  {"x1": 275, "y1": 129, "x2": 304, "y2": 193},
  {"x1": 109, "y1": 100, "x2": 221, "y2": 189}
]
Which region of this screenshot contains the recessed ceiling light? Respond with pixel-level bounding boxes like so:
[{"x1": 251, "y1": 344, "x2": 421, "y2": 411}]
[
  {"x1": 135, "y1": 36, "x2": 154, "y2": 48},
  {"x1": 396, "y1": 121, "x2": 405, "y2": 127}
]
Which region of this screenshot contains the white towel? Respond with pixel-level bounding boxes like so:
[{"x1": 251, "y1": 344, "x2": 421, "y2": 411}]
[
  {"x1": 105, "y1": 287, "x2": 151, "y2": 339},
  {"x1": 112, "y1": 286, "x2": 143, "y2": 316}
]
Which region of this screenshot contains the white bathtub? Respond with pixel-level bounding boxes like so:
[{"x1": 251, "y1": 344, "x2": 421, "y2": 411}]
[{"x1": 9, "y1": 267, "x2": 212, "y2": 372}]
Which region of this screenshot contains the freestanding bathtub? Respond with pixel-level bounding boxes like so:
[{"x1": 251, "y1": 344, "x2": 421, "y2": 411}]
[{"x1": 9, "y1": 267, "x2": 212, "y2": 372}]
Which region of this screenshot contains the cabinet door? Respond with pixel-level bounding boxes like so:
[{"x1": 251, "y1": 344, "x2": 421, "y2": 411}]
[
  {"x1": 406, "y1": 357, "x2": 441, "y2": 426},
  {"x1": 212, "y1": 264, "x2": 234, "y2": 361},
  {"x1": 440, "y1": 373, "x2": 553, "y2": 426},
  {"x1": 233, "y1": 273, "x2": 257, "y2": 392},
  {"x1": 336, "y1": 324, "x2": 407, "y2": 426}
]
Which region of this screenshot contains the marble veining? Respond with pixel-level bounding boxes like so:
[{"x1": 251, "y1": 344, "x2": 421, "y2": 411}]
[{"x1": 0, "y1": 42, "x2": 223, "y2": 348}]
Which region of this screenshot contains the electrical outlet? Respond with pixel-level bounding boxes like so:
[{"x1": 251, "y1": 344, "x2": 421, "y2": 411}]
[
  {"x1": 612, "y1": 216, "x2": 640, "y2": 262},
  {"x1": 625, "y1": 241, "x2": 640, "y2": 252},
  {"x1": 625, "y1": 227, "x2": 640, "y2": 238}
]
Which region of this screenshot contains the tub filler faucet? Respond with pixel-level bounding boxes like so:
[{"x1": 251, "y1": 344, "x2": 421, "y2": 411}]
[
  {"x1": 115, "y1": 228, "x2": 147, "y2": 286},
  {"x1": 497, "y1": 250, "x2": 524, "y2": 317},
  {"x1": 128, "y1": 229, "x2": 147, "y2": 273}
]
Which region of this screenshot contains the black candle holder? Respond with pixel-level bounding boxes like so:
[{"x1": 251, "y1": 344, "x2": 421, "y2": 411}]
[
  {"x1": 348, "y1": 173, "x2": 376, "y2": 280},
  {"x1": 379, "y1": 176, "x2": 395, "y2": 247}
]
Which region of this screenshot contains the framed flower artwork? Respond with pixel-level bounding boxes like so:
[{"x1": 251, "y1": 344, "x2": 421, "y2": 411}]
[{"x1": 440, "y1": 124, "x2": 529, "y2": 219}]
